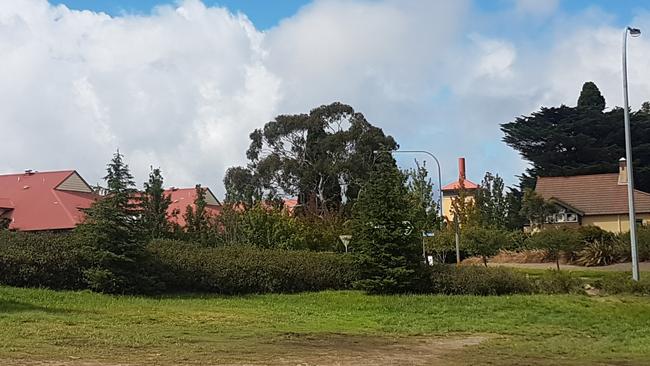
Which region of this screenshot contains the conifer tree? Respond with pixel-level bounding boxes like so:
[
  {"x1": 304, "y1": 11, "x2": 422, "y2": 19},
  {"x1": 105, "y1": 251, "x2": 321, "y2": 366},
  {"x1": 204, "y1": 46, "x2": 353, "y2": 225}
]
[
  {"x1": 76, "y1": 150, "x2": 147, "y2": 293},
  {"x1": 351, "y1": 154, "x2": 423, "y2": 294},
  {"x1": 140, "y1": 167, "x2": 172, "y2": 240},
  {"x1": 184, "y1": 184, "x2": 212, "y2": 243}
]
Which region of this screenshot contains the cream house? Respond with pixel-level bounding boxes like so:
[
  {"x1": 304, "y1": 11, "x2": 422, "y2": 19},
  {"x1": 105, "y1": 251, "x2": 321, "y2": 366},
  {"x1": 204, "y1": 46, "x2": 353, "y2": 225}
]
[
  {"x1": 441, "y1": 157, "x2": 478, "y2": 222},
  {"x1": 535, "y1": 158, "x2": 650, "y2": 233}
]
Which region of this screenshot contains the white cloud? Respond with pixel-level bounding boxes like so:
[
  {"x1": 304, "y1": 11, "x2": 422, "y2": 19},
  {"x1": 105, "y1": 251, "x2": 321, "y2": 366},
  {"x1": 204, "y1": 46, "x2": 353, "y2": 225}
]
[
  {"x1": 0, "y1": 0, "x2": 280, "y2": 190},
  {"x1": 2, "y1": 0, "x2": 650, "y2": 195}
]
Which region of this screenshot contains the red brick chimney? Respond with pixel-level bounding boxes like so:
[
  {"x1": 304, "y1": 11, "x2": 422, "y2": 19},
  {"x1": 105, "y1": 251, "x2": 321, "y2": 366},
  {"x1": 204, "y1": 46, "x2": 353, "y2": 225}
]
[{"x1": 458, "y1": 157, "x2": 466, "y2": 181}]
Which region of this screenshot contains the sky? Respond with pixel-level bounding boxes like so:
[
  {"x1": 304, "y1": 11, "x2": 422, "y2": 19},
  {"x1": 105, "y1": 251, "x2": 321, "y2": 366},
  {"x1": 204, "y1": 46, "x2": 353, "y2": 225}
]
[{"x1": 3, "y1": 0, "x2": 650, "y2": 197}]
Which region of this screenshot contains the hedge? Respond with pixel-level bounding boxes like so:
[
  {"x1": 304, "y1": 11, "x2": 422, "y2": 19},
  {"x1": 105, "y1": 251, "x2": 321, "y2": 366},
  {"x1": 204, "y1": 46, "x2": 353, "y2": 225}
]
[
  {"x1": 428, "y1": 264, "x2": 533, "y2": 295},
  {"x1": 148, "y1": 240, "x2": 359, "y2": 294},
  {"x1": 0, "y1": 231, "x2": 89, "y2": 289}
]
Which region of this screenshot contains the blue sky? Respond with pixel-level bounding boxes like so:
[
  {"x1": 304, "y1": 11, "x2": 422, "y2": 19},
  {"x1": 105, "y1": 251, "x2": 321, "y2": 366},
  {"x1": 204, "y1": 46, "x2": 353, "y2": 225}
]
[
  {"x1": 51, "y1": 0, "x2": 643, "y2": 30},
  {"x1": 51, "y1": 0, "x2": 310, "y2": 29},
  {"x1": 4, "y1": 0, "x2": 650, "y2": 193}
]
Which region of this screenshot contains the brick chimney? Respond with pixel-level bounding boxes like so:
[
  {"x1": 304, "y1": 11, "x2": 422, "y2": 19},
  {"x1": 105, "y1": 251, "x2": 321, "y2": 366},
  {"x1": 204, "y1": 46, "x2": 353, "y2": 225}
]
[
  {"x1": 458, "y1": 157, "x2": 466, "y2": 181},
  {"x1": 618, "y1": 157, "x2": 628, "y2": 185}
]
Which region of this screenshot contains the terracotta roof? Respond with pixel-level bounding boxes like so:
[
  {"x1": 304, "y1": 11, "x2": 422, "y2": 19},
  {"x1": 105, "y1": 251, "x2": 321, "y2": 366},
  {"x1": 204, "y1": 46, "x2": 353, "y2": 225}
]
[
  {"x1": 165, "y1": 187, "x2": 221, "y2": 227},
  {"x1": 0, "y1": 170, "x2": 97, "y2": 231},
  {"x1": 442, "y1": 179, "x2": 479, "y2": 191},
  {"x1": 536, "y1": 173, "x2": 650, "y2": 215},
  {"x1": 0, "y1": 198, "x2": 14, "y2": 209}
]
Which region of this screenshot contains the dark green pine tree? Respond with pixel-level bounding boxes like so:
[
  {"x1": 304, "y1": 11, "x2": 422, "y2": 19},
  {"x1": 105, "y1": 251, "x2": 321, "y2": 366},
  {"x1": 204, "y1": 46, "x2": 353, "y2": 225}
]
[
  {"x1": 76, "y1": 149, "x2": 149, "y2": 293},
  {"x1": 351, "y1": 154, "x2": 423, "y2": 294},
  {"x1": 184, "y1": 184, "x2": 212, "y2": 243},
  {"x1": 140, "y1": 167, "x2": 172, "y2": 240}
]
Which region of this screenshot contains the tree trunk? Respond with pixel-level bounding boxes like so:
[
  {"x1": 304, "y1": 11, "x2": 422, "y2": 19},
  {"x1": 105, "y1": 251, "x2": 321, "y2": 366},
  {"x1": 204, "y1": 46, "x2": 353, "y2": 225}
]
[{"x1": 483, "y1": 256, "x2": 488, "y2": 267}]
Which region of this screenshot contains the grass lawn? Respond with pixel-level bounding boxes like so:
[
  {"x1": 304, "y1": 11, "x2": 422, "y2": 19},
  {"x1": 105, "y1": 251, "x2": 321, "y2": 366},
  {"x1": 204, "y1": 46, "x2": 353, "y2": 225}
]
[{"x1": 1, "y1": 286, "x2": 650, "y2": 365}]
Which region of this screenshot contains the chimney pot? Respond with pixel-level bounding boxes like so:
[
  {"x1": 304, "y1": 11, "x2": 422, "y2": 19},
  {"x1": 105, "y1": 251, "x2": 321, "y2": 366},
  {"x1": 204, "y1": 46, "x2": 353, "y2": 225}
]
[{"x1": 618, "y1": 158, "x2": 628, "y2": 185}]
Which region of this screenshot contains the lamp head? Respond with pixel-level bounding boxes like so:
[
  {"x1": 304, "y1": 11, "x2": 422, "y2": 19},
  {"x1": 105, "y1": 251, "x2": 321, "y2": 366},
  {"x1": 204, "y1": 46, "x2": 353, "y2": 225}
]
[{"x1": 628, "y1": 27, "x2": 642, "y2": 37}]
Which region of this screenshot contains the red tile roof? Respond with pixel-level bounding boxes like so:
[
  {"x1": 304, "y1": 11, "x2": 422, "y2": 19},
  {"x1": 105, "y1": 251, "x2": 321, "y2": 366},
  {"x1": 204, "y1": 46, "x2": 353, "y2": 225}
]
[
  {"x1": 441, "y1": 179, "x2": 479, "y2": 191},
  {"x1": 442, "y1": 157, "x2": 479, "y2": 192},
  {"x1": 165, "y1": 187, "x2": 221, "y2": 227},
  {"x1": 536, "y1": 173, "x2": 650, "y2": 215},
  {"x1": 0, "y1": 170, "x2": 97, "y2": 231}
]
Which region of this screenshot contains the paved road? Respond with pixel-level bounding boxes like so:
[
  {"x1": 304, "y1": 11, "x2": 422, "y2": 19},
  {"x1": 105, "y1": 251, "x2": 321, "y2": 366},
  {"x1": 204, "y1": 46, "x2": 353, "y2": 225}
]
[{"x1": 491, "y1": 261, "x2": 650, "y2": 271}]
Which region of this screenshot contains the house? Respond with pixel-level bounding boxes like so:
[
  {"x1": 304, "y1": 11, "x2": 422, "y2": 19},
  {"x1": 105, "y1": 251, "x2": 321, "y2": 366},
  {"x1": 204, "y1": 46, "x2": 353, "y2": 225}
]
[
  {"x1": 0, "y1": 170, "x2": 97, "y2": 231},
  {"x1": 441, "y1": 157, "x2": 478, "y2": 221},
  {"x1": 535, "y1": 158, "x2": 650, "y2": 233},
  {"x1": 165, "y1": 187, "x2": 222, "y2": 227}
]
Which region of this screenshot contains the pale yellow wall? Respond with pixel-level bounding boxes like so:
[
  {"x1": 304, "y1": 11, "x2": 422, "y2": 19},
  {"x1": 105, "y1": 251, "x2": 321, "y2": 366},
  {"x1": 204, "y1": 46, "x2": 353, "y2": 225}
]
[
  {"x1": 442, "y1": 194, "x2": 475, "y2": 223},
  {"x1": 582, "y1": 213, "x2": 650, "y2": 233}
]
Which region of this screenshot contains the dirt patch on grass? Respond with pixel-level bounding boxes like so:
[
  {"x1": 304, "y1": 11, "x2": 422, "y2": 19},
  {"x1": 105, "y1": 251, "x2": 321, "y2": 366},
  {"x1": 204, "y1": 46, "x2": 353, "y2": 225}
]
[
  {"x1": 0, "y1": 334, "x2": 488, "y2": 366},
  {"x1": 267, "y1": 333, "x2": 487, "y2": 366}
]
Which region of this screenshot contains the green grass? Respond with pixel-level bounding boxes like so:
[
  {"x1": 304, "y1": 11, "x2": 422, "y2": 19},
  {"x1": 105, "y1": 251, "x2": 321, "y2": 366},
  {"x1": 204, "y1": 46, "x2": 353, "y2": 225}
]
[{"x1": 1, "y1": 286, "x2": 650, "y2": 365}]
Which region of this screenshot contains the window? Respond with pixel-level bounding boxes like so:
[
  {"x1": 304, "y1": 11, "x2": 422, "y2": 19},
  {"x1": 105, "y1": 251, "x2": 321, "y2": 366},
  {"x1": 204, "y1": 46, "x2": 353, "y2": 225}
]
[{"x1": 546, "y1": 208, "x2": 578, "y2": 223}]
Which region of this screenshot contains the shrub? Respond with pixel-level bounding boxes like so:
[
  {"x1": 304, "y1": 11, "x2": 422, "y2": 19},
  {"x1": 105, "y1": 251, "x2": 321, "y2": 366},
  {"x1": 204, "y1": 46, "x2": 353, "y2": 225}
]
[
  {"x1": 533, "y1": 270, "x2": 584, "y2": 294},
  {"x1": 525, "y1": 228, "x2": 582, "y2": 269},
  {"x1": 426, "y1": 227, "x2": 457, "y2": 264},
  {"x1": 461, "y1": 226, "x2": 509, "y2": 266},
  {"x1": 574, "y1": 239, "x2": 625, "y2": 267},
  {"x1": 594, "y1": 273, "x2": 650, "y2": 295},
  {"x1": 503, "y1": 230, "x2": 530, "y2": 251},
  {"x1": 429, "y1": 265, "x2": 532, "y2": 295},
  {"x1": 577, "y1": 226, "x2": 615, "y2": 244},
  {"x1": 0, "y1": 231, "x2": 89, "y2": 289},
  {"x1": 148, "y1": 240, "x2": 359, "y2": 294},
  {"x1": 618, "y1": 225, "x2": 650, "y2": 262}
]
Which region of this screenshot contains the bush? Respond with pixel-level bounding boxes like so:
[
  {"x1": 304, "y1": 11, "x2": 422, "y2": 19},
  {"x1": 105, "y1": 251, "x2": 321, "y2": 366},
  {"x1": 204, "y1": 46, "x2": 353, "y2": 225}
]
[
  {"x1": 594, "y1": 273, "x2": 650, "y2": 295},
  {"x1": 575, "y1": 239, "x2": 625, "y2": 267},
  {"x1": 525, "y1": 228, "x2": 582, "y2": 269},
  {"x1": 0, "y1": 231, "x2": 89, "y2": 289},
  {"x1": 148, "y1": 239, "x2": 359, "y2": 294},
  {"x1": 426, "y1": 227, "x2": 457, "y2": 264},
  {"x1": 533, "y1": 270, "x2": 584, "y2": 294},
  {"x1": 618, "y1": 225, "x2": 650, "y2": 262},
  {"x1": 429, "y1": 265, "x2": 533, "y2": 295},
  {"x1": 461, "y1": 226, "x2": 509, "y2": 266}
]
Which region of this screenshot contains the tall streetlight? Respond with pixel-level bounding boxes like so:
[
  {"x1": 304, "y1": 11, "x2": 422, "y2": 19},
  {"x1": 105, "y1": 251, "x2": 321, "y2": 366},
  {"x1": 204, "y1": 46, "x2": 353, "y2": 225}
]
[
  {"x1": 374, "y1": 149, "x2": 445, "y2": 264},
  {"x1": 374, "y1": 149, "x2": 444, "y2": 224},
  {"x1": 622, "y1": 26, "x2": 641, "y2": 281}
]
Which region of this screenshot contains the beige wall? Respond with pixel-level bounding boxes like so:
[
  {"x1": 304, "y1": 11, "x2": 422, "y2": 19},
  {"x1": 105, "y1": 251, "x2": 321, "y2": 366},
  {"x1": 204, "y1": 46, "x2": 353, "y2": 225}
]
[
  {"x1": 582, "y1": 213, "x2": 650, "y2": 233},
  {"x1": 442, "y1": 194, "x2": 475, "y2": 223}
]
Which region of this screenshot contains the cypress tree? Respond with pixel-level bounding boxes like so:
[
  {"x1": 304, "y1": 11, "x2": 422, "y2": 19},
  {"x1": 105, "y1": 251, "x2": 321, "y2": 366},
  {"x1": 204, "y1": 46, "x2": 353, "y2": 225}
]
[
  {"x1": 577, "y1": 81, "x2": 606, "y2": 111},
  {"x1": 140, "y1": 168, "x2": 172, "y2": 240}
]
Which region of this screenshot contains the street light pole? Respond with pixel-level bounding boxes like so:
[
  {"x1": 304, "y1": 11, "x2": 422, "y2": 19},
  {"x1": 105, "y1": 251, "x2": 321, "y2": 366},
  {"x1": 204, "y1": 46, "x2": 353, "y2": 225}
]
[
  {"x1": 622, "y1": 26, "x2": 641, "y2": 281},
  {"x1": 374, "y1": 149, "x2": 448, "y2": 263},
  {"x1": 380, "y1": 150, "x2": 444, "y2": 223}
]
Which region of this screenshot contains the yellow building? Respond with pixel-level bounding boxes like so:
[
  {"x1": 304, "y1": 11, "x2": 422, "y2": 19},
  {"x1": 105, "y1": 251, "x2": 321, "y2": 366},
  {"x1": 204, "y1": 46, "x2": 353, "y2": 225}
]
[
  {"x1": 535, "y1": 159, "x2": 650, "y2": 233},
  {"x1": 441, "y1": 157, "x2": 478, "y2": 222}
]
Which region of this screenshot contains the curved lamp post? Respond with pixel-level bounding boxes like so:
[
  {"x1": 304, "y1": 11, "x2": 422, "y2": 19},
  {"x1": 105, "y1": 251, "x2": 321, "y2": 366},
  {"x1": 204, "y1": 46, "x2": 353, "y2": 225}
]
[
  {"x1": 374, "y1": 149, "x2": 446, "y2": 264},
  {"x1": 623, "y1": 26, "x2": 641, "y2": 281},
  {"x1": 374, "y1": 149, "x2": 444, "y2": 223}
]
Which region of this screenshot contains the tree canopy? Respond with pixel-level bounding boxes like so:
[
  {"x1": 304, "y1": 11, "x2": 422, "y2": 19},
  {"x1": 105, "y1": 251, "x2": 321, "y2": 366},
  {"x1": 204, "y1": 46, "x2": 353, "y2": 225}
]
[
  {"x1": 501, "y1": 81, "x2": 650, "y2": 192},
  {"x1": 224, "y1": 102, "x2": 398, "y2": 216}
]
